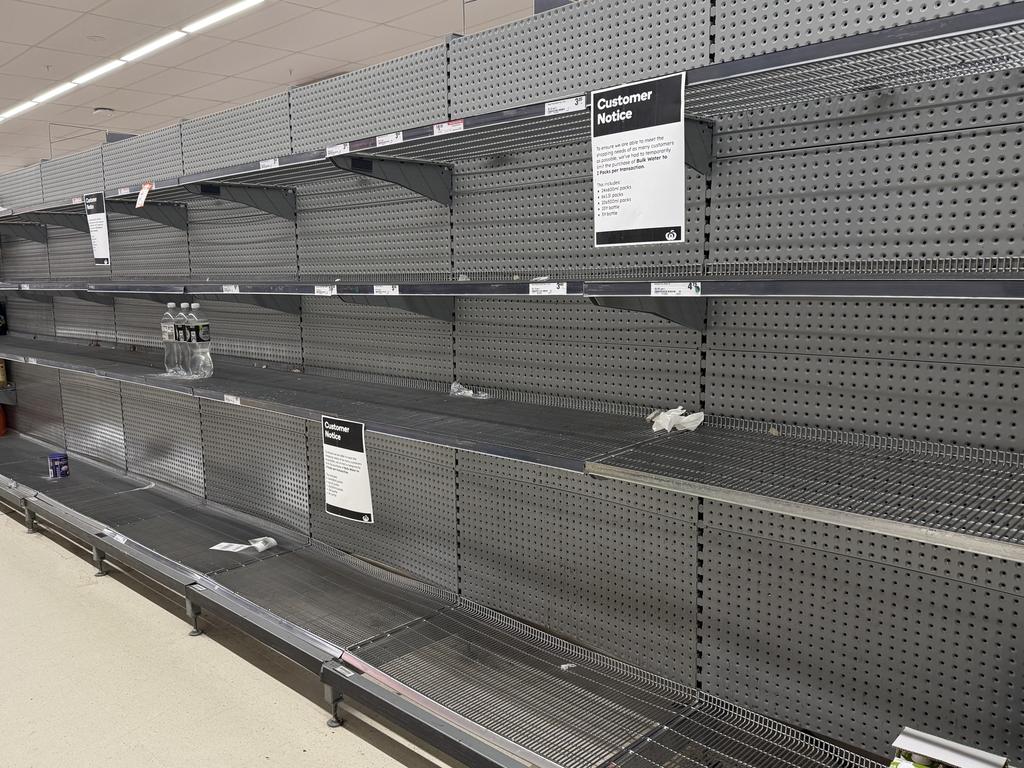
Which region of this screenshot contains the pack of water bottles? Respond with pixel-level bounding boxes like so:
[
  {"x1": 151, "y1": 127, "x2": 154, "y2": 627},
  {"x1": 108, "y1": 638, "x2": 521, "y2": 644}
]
[{"x1": 161, "y1": 302, "x2": 214, "y2": 378}]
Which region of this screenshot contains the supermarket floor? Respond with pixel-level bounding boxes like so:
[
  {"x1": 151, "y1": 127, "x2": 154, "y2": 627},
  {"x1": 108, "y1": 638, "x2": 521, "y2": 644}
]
[{"x1": 0, "y1": 511, "x2": 434, "y2": 768}]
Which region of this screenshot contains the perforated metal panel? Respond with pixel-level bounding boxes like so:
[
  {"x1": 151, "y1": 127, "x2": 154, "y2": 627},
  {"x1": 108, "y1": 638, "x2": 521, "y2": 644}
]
[
  {"x1": 0, "y1": 164, "x2": 44, "y2": 210},
  {"x1": 202, "y1": 298, "x2": 301, "y2": 365},
  {"x1": 9, "y1": 361, "x2": 64, "y2": 447},
  {"x1": 100, "y1": 125, "x2": 183, "y2": 190},
  {"x1": 296, "y1": 176, "x2": 450, "y2": 281},
  {"x1": 108, "y1": 215, "x2": 189, "y2": 278},
  {"x1": 457, "y1": 451, "x2": 698, "y2": 684},
  {"x1": 289, "y1": 46, "x2": 448, "y2": 152},
  {"x1": 705, "y1": 299, "x2": 1024, "y2": 451},
  {"x1": 713, "y1": 0, "x2": 1009, "y2": 62},
  {"x1": 41, "y1": 148, "x2": 104, "y2": 203},
  {"x1": 46, "y1": 228, "x2": 110, "y2": 279},
  {"x1": 308, "y1": 424, "x2": 457, "y2": 589},
  {"x1": 53, "y1": 296, "x2": 116, "y2": 343},
  {"x1": 187, "y1": 199, "x2": 297, "y2": 278},
  {"x1": 59, "y1": 370, "x2": 125, "y2": 470},
  {"x1": 113, "y1": 297, "x2": 163, "y2": 350},
  {"x1": 455, "y1": 297, "x2": 701, "y2": 416},
  {"x1": 1, "y1": 235, "x2": 48, "y2": 279},
  {"x1": 701, "y1": 501, "x2": 1024, "y2": 763},
  {"x1": 181, "y1": 94, "x2": 291, "y2": 174},
  {"x1": 121, "y1": 382, "x2": 204, "y2": 496},
  {"x1": 4, "y1": 295, "x2": 55, "y2": 337},
  {"x1": 301, "y1": 297, "x2": 451, "y2": 388},
  {"x1": 453, "y1": 143, "x2": 705, "y2": 280},
  {"x1": 199, "y1": 399, "x2": 308, "y2": 532},
  {"x1": 449, "y1": 0, "x2": 711, "y2": 115}
]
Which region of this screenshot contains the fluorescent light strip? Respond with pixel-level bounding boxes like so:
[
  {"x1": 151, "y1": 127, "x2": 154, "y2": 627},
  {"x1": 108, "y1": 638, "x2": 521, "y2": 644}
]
[
  {"x1": 0, "y1": 101, "x2": 38, "y2": 120},
  {"x1": 73, "y1": 59, "x2": 127, "y2": 85},
  {"x1": 122, "y1": 30, "x2": 187, "y2": 62},
  {"x1": 183, "y1": 0, "x2": 265, "y2": 33}
]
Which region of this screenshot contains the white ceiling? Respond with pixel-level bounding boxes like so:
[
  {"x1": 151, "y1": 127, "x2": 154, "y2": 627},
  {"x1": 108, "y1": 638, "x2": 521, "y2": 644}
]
[{"x1": 0, "y1": 0, "x2": 535, "y2": 173}]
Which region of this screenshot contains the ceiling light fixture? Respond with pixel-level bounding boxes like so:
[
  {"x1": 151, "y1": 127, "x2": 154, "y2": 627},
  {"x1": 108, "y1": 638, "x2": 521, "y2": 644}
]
[
  {"x1": 0, "y1": 102, "x2": 38, "y2": 121},
  {"x1": 122, "y1": 30, "x2": 187, "y2": 62},
  {"x1": 73, "y1": 59, "x2": 127, "y2": 85},
  {"x1": 182, "y1": 0, "x2": 265, "y2": 33},
  {"x1": 32, "y1": 81, "x2": 78, "y2": 103}
]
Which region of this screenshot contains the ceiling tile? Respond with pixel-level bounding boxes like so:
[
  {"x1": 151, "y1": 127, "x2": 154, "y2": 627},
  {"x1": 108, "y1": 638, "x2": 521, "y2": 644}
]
[
  {"x1": 91, "y1": 0, "x2": 224, "y2": 28},
  {"x1": 139, "y1": 94, "x2": 224, "y2": 118},
  {"x1": 0, "y1": 72, "x2": 61, "y2": 100},
  {"x1": 200, "y1": 2, "x2": 313, "y2": 41},
  {"x1": 0, "y1": 46, "x2": 102, "y2": 81},
  {"x1": 243, "y1": 51, "x2": 346, "y2": 85},
  {"x1": 390, "y1": 0, "x2": 464, "y2": 37},
  {"x1": 131, "y1": 67, "x2": 225, "y2": 95},
  {"x1": 187, "y1": 76, "x2": 276, "y2": 102},
  {"x1": 134, "y1": 34, "x2": 223, "y2": 68},
  {"x1": 322, "y1": 0, "x2": 439, "y2": 24},
  {"x1": 242, "y1": 10, "x2": 374, "y2": 52},
  {"x1": 0, "y1": 41, "x2": 30, "y2": 68},
  {"x1": 282, "y1": 0, "x2": 336, "y2": 7},
  {"x1": 37, "y1": 13, "x2": 163, "y2": 57},
  {"x1": 308, "y1": 24, "x2": 433, "y2": 63},
  {"x1": 0, "y1": 1, "x2": 81, "y2": 46},
  {"x1": 464, "y1": 0, "x2": 532, "y2": 30},
  {"x1": 62, "y1": 83, "x2": 167, "y2": 112},
  {"x1": 177, "y1": 40, "x2": 291, "y2": 77},
  {"x1": 356, "y1": 36, "x2": 445, "y2": 66}
]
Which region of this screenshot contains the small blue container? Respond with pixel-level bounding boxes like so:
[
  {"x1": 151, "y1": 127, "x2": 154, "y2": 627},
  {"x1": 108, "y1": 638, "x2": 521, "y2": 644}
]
[{"x1": 48, "y1": 452, "x2": 69, "y2": 479}]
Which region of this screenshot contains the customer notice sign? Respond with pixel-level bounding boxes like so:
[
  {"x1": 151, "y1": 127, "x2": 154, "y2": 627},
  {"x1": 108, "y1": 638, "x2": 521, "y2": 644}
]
[
  {"x1": 591, "y1": 73, "x2": 685, "y2": 246},
  {"x1": 322, "y1": 416, "x2": 374, "y2": 523},
  {"x1": 83, "y1": 192, "x2": 111, "y2": 265}
]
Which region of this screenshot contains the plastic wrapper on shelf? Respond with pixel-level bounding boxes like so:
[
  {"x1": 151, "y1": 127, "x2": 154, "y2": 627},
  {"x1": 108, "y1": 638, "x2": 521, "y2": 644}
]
[
  {"x1": 450, "y1": 382, "x2": 492, "y2": 400},
  {"x1": 647, "y1": 407, "x2": 705, "y2": 433}
]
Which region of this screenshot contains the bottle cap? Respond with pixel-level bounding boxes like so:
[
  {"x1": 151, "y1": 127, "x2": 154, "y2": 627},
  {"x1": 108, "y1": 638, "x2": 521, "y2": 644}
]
[
  {"x1": 180, "y1": 302, "x2": 189, "y2": 308},
  {"x1": 190, "y1": 302, "x2": 200, "y2": 309},
  {"x1": 167, "y1": 302, "x2": 175, "y2": 308}
]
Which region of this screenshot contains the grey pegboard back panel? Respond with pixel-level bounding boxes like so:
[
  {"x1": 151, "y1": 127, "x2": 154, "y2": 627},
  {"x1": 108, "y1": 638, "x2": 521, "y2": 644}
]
[
  {"x1": 187, "y1": 199, "x2": 297, "y2": 278},
  {"x1": 457, "y1": 451, "x2": 698, "y2": 684},
  {"x1": 108, "y1": 214, "x2": 189, "y2": 279},
  {"x1": 449, "y1": 0, "x2": 711, "y2": 116},
  {"x1": 41, "y1": 148, "x2": 104, "y2": 204},
  {"x1": 53, "y1": 296, "x2": 116, "y2": 344},
  {"x1": 296, "y1": 176, "x2": 450, "y2": 281},
  {"x1": 4, "y1": 295, "x2": 55, "y2": 337},
  {"x1": 301, "y1": 297, "x2": 451, "y2": 388},
  {"x1": 1, "y1": 235, "x2": 49, "y2": 279},
  {"x1": 714, "y1": 70, "x2": 1024, "y2": 158},
  {"x1": 201, "y1": 299, "x2": 302, "y2": 366},
  {"x1": 714, "y1": 0, "x2": 1009, "y2": 62},
  {"x1": 59, "y1": 370, "x2": 125, "y2": 470},
  {"x1": 101, "y1": 125, "x2": 184, "y2": 190},
  {"x1": 289, "y1": 46, "x2": 448, "y2": 152},
  {"x1": 181, "y1": 93, "x2": 291, "y2": 175},
  {"x1": 199, "y1": 399, "x2": 308, "y2": 533},
  {"x1": 0, "y1": 164, "x2": 44, "y2": 210},
  {"x1": 121, "y1": 382, "x2": 204, "y2": 496},
  {"x1": 113, "y1": 297, "x2": 162, "y2": 350},
  {"x1": 707, "y1": 122, "x2": 1024, "y2": 276},
  {"x1": 701, "y1": 501, "x2": 1024, "y2": 763},
  {"x1": 453, "y1": 143, "x2": 705, "y2": 280},
  {"x1": 455, "y1": 297, "x2": 701, "y2": 416},
  {"x1": 46, "y1": 228, "x2": 111, "y2": 279},
  {"x1": 308, "y1": 424, "x2": 457, "y2": 590},
  {"x1": 9, "y1": 362, "x2": 64, "y2": 448}
]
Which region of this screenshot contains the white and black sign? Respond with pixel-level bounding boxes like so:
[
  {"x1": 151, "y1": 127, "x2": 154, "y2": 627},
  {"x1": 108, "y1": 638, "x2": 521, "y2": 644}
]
[
  {"x1": 83, "y1": 192, "x2": 111, "y2": 265},
  {"x1": 591, "y1": 73, "x2": 686, "y2": 247},
  {"x1": 322, "y1": 416, "x2": 373, "y2": 523}
]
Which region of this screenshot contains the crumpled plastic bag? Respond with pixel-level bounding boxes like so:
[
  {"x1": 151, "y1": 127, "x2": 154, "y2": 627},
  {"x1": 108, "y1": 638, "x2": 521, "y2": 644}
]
[
  {"x1": 450, "y1": 381, "x2": 492, "y2": 400},
  {"x1": 646, "y1": 407, "x2": 705, "y2": 433}
]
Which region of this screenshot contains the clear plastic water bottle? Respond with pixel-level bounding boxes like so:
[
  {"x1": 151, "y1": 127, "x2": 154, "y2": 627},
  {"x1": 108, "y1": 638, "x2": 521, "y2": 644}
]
[
  {"x1": 174, "y1": 302, "x2": 192, "y2": 377},
  {"x1": 161, "y1": 302, "x2": 180, "y2": 375},
  {"x1": 187, "y1": 302, "x2": 213, "y2": 379}
]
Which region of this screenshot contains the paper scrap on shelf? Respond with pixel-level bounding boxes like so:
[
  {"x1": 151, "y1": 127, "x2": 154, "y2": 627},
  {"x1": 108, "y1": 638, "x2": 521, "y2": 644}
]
[
  {"x1": 646, "y1": 407, "x2": 705, "y2": 433},
  {"x1": 210, "y1": 537, "x2": 277, "y2": 553},
  {"x1": 450, "y1": 381, "x2": 492, "y2": 400},
  {"x1": 210, "y1": 542, "x2": 250, "y2": 552}
]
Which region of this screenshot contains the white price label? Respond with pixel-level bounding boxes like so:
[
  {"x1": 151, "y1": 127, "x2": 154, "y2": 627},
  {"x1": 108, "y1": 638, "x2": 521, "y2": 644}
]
[
  {"x1": 19, "y1": 283, "x2": 29, "y2": 290},
  {"x1": 650, "y1": 281, "x2": 702, "y2": 297},
  {"x1": 259, "y1": 158, "x2": 280, "y2": 170},
  {"x1": 529, "y1": 282, "x2": 568, "y2": 296},
  {"x1": 223, "y1": 394, "x2": 240, "y2": 405},
  {"x1": 375, "y1": 131, "x2": 403, "y2": 147},
  {"x1": 26, "y1": 357, "x2": 37, "y2": 365},
  {"x1": 545, "y1": 96, "x2": 587, "y2": 116},
  {"x1": 433, "y1": 119, "x2": 464, "y2": 136},
  {"x1": 373, "y1": 284, "x2": 399, "y2": 295},
  {"x1": 71, "y1": 196, "x2": 83, "y2": 205},
  {"x1": 314, "y1": 285, "x2": 337, "y2": 296},
  {"x1": 325, "y1": 143, "x2": 350, "y2": 157},
  {"x1": 222, "y1": 284, "x2": 240, "y2": 294},
  {"x1": 118, "y1": 187, "x2": 131, "y2": 196},
  {"x1": 113, "y1": 533, "x2": 127, "y2": 544}
]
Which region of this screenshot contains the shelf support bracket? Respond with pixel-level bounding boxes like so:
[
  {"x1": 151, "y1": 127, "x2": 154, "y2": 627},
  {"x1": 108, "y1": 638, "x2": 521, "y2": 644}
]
[
  {"x1": 330, "y1": 154, "x2": 452, "y2": 206},
  {"x1": 182, "y1": 181, "x2": 296, "y2": 221},
  {"x1": 684, "y1": 118, "x2": 714, "y2": 176},
  {"x1": 107, "y1": 200, "x2": 189, "y2": 231},
  {"x1": 0, "y1": 222, "x2": 48, "y2": 243},
  {"x1": 591, "y1": 296, "x2": 706, "y2": 331},
  {"x1": 338, "y1": 295, "x2": 453, "y2": 323},
  {"x1": 19, "y1": 211, "x2": 90, "y2": 234}
]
